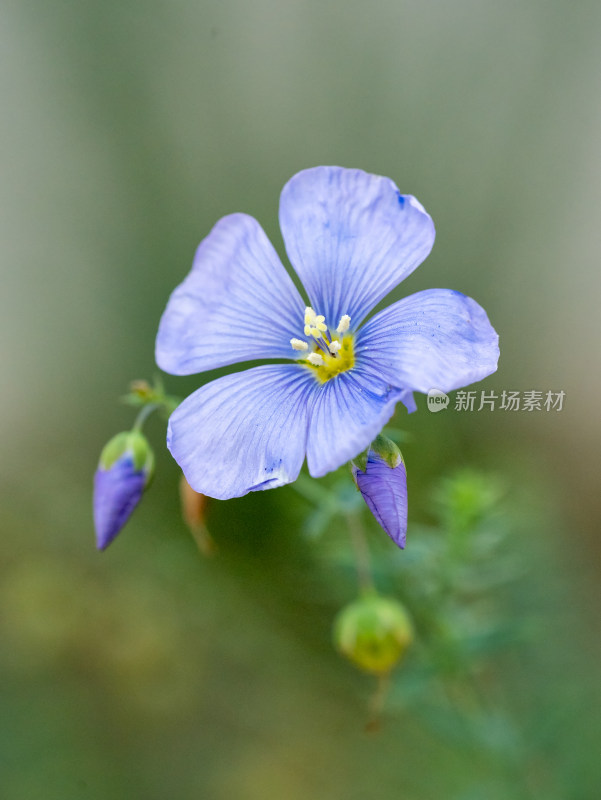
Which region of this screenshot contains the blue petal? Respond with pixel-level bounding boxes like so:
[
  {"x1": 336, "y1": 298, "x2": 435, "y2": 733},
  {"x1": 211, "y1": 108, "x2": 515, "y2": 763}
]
[
  {"x1": 356, "y1": 289, "x2": 499, "y2": 396},
  {"x1": 398, "y1": 390, "x2": 417, "y2": 414},
  {"x1": 167, "y1": 365, "x2": 316, "y2": 499},
  {"x1": 156, "y1": 214, "x2": 305, "y2": 375},
  {"x1": 306, "y1": 365, "x2": 402, "y2": 478},
  {"x1": 93, "y1": 457, "x2": 146, "y2": 550},
  {"x1": 279, "y1": 167, "x2": 435, "y2": 328},
  {"x1": 353, "y1": 454, "x2": 408, "y2": 549}
]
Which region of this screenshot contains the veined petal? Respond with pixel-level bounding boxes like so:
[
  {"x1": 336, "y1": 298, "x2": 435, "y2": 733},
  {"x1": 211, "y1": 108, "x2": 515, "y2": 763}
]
[
  {"x1": 156, "y1": 214, "x2": 305, "y2": 375},
  {"x1": 306, "y1": 366, "x2": 402, "y2": 478},
  {"x1": 356, "y1": 289, "x2": 499, "y2": 395},
  {"x1": 167, "y1": 365, "x2": 315, "y2": 499},
  {"x1": 279, "y1": 167, "x2": 435, "y2": 328},
  {"x1": 353, "y1": 454, "x2": 408, "y2": 549}
]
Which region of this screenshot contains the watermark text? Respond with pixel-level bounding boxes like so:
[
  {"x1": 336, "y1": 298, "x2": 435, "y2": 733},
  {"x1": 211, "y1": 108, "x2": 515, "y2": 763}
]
[{"x1": 426, "y1": 389, "x2": 565, "y2": 412}]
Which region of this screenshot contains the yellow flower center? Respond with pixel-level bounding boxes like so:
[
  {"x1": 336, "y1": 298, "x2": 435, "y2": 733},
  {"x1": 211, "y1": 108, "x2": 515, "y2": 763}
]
[
  {"x1": 290, "y1": 307, "x2": 355, "y2": 383},
  {"x1": 312, "y1": 335, "x2": 355, "y2": 383}
]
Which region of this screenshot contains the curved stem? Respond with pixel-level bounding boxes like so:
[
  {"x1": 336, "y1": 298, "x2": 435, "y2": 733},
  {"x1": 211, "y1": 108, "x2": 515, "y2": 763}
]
[{"x1": 132, "y1": 403, "x2": 160, "y2": 432}]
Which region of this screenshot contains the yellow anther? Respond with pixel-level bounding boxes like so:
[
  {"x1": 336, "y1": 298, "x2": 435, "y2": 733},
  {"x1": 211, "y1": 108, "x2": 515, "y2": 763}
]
[
  {"x1": 337, "y1": 315, "x2": 351, "y2": 334},
  {"x1": 304, "y1": 307, "x2": 317, "y2": 325},
  {"x1": 290, "y1": 338, "x2": 309, "y2": 351}
]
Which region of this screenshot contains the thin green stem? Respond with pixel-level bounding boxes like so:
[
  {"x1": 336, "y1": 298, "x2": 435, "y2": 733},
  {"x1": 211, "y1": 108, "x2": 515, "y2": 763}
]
[
  {"x1": 132, "y1": 403, "x2": 160, "y2": 432},
  {"x1": 346, "y1": 512, "x2": 375, "y2": 593},
  {"x1": 366, "y1": 672, "x2": 391, "y2": 733}
]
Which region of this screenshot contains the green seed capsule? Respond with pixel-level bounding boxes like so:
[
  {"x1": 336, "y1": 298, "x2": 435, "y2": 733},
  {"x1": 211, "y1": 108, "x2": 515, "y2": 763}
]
[{"x1": 333, "y1": 594, "x2": 414, "y2": 675}]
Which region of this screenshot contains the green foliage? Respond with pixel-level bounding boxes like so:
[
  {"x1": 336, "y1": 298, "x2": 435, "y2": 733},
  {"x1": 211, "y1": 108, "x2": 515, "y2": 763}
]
[{"x1": 294, "y1": 454, "x2": 551, "y2": 797}]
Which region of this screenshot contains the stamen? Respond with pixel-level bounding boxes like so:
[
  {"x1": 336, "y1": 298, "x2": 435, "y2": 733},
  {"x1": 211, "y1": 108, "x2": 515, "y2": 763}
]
[
  {"x1": 293, "y1": 308, "x2": 354, "y2": 380},
  {"x1": 305, "y1": 324, "x2": 326, "y2": 340},
  {"x1": 307, "y1": 353, "x2": 325, "y2": 366},
  {"x1": 337, "y1": 315, "x2": 351, "y2": 334},
  {"x1": 304, "y1": 307, "x2": 317, "y2": 325},
  {"x1": 313, "y1": 315, "x2": 327, "y2": 332}
]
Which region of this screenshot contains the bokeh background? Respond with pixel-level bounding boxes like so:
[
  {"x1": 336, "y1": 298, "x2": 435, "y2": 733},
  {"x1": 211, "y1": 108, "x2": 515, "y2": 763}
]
[{"x1": 1, "y1": 1, "x2": 600, "y2": 798}]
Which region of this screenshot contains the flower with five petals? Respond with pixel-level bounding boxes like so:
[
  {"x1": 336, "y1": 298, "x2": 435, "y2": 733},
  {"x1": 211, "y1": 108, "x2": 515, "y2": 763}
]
[{"x1": 156, "y1": 167, "x2": 499, "y2": 500}]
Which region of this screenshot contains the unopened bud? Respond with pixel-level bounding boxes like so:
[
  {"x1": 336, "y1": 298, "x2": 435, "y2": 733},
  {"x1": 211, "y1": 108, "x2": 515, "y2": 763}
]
[
  {"x1": 93, "y1": 431, "x2": 154, "y2": 551},
  {"x1": 334, "y1": 594, "x2": 414, "y2": 675},
  {"x1": 352, "y1": 434, "x2": 408, "y2": 549}
]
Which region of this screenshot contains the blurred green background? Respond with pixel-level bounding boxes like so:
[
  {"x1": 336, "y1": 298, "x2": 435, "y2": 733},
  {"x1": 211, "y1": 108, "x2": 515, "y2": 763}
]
[{"x1": 1, "y1": 1, "x2": 600, "y2": 798}]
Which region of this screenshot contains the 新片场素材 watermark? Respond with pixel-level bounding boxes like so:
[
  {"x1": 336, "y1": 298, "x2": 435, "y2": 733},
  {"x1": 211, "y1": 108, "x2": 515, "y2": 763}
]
[{"x1": 427, "y1": 389, "x2": 565, "y2": 412}]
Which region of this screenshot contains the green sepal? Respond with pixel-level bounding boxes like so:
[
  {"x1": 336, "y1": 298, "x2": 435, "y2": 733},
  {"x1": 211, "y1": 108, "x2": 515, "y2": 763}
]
[
  {"x1": 370, "y1": 433, "x2": 404, "y2": 469},
  {"x1": 98, "y1": 430, "x2": 154, "y2": 483},
  {"x1": 127, "y1": 430, "x2": 154, "y2": 477},
  {"x1": 98, "y1": 432, "x2": 130, "y2": 470},
  {"x1": 351, "y1": 448, "x2": 369, "y2": 475}
]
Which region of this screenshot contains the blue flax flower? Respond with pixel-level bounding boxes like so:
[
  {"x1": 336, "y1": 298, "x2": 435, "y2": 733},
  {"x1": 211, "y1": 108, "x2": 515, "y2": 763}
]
[{"x1": 156, "y1": 167, "x2": 499, "y2": 500}]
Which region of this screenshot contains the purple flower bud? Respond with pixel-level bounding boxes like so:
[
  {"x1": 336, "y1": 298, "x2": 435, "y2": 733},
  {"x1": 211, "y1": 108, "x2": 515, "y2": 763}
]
[
  {"x1": 93, "y1": 431, "x2": 154, "y2": 550},
  {"x1": 352, "y1": 435, "x2": 408, "y2": 549}
]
